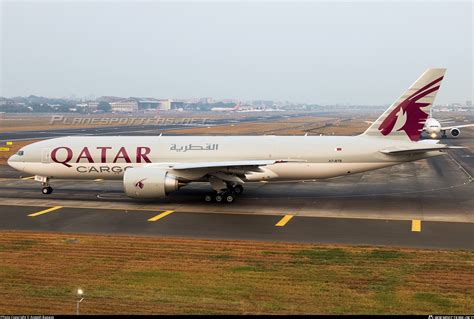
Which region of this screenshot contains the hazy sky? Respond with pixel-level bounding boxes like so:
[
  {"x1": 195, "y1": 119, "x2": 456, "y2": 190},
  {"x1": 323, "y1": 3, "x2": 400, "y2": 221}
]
[{"x1": 1, "y1": 0, "x2": 472, "y2": 104}]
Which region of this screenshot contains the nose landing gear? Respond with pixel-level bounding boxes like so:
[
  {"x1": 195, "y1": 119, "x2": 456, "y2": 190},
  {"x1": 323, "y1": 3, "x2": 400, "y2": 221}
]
[
  {"x1": 41, "y1": 186, "x2": 53, "y2": 195},
  {"x1": 39, "y1": 177, "x2": 53, "y2": 195}
]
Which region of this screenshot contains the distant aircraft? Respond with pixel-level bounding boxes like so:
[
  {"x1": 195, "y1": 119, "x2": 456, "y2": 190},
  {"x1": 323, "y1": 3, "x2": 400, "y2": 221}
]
[
  {"x1": 8, "y1": 68, "x2": 462, "y2": 203},
  {"x1": 423, "y1": 116, "x2": 474, "y2": 138},
  {"x1": 211, "y1": 103, "x2": 240, "y2": 112},
  {"x1": 237, "y1": 106, "x2": 283, "y2": 113}
]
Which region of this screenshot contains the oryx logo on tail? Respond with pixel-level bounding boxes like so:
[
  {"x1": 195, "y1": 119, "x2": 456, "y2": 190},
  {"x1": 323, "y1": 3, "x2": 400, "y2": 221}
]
[
  {"x1": 378, "y1": 76, "x2": 443, "y2": 141},
  {"x1": 362, "y1": 68, "x2": 446, "y2": 141}
]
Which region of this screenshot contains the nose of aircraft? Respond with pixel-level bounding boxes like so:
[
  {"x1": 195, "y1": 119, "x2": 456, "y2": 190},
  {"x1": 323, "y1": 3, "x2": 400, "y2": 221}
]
[
  {"x1": 7, "y1": 154, "x2": 15, "y2": 166},
  {"x1": 7, "y1": 154, "x2": 22, "y2": 171}
]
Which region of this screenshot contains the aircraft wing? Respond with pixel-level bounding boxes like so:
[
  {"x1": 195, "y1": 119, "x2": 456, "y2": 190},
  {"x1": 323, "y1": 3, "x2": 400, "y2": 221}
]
[
  {"x1": 169, "y1": 159, "x2": 304, "y2": 170},
  {"x1": 144, "y1": 159, "x2": 306, "y2": 183},
  {"x1": 441, "y1": 124, "x2": 474, "y2": 130},
  {"x1": 380, "y1": 143, "x2": 464, "y2": 155},
  {"x1": 437, "y1": 119, "x2": 455, "y2": 123},
  {"x1": 144, "y1": 159, "x2": 304, "y2": 172}
]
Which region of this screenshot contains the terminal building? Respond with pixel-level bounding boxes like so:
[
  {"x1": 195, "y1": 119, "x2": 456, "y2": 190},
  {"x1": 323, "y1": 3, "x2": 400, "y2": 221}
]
[
  {"x1": 110, "y1": 99, "x2": 138, "y2": 112},
  {"x1": 157, "y1": 99, "x2": 171, "y2": 110},
  {"x1": 136, "y1": 98, "x2": 172, "y2": 110}
]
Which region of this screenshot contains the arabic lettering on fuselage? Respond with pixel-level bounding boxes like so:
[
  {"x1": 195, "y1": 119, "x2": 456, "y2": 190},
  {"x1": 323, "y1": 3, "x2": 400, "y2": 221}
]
[{"x1": 170, "y1": 144, "x2": 219, "y2": 152}]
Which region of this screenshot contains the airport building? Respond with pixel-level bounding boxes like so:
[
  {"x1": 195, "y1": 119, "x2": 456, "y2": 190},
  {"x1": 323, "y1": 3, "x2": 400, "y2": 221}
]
[
  {"x1": 171, "y1": 101, "x2": 185, "y2": 109},
  {"x1": 109, "y1": 99, "x2": 138, "y2": 112},
  {"x1": 137, "y1": 99, "x2": 161, "y2": 109},
  {"x1": 199, "y1": 97, "x2": 214, "y2": 104},
  {"x1": 157, "y1": 99, "x2": 171, "y2": 110},
  {"x1": 87, "y1": 101, "x2": 99, "y2": 109},
  {"x1": 135, "y1": 98, "x2": 172, "y2": 110}
]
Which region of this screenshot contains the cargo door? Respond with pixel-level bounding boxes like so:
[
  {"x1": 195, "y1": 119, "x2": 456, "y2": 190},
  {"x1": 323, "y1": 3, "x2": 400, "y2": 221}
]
[{"x1": 41, "y1": 148, "x2": 51, "y2": 163}]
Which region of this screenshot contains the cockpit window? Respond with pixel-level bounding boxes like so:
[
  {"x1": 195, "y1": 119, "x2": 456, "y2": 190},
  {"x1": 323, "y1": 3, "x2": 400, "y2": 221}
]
[{"x1": 16, "y1": 150, "x2": 24, "y2": 156}]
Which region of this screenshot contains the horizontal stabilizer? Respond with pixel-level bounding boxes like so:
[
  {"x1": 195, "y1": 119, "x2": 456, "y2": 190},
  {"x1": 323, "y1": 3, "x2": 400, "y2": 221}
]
[
  {"x1": 441, "y1": 123, "x2": 474, "y2": 130},
  {"x1": 380, "y1": 144, "x2": 463, "y2": 155}
]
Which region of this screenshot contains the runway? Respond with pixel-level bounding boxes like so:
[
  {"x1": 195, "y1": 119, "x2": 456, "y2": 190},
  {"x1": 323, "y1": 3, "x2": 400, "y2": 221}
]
[
  {"x1": 0, "y1": 131, "x2": 472, "y2": 250},
  {"x1": 1, "y1": 205, "x2": 473, "y2": 250}
]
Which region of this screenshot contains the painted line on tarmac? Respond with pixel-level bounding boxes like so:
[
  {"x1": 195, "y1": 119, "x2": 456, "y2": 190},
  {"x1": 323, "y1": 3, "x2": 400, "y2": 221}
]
[
  {"x1": 21, "y1": 176, "x2": 35, "y2": 180},
  {"x1": 148, "y1": 210, "x2": 175, "y2": 222},
  {"x1": 275, "y1": 215, "x2": 294, "y2": 227},
  {"x1": 447, "y1": 152, "x2": 473, "y2": 181},
  {"x1": 411, "y1": 219, "x2": 421, "y2": 232},
  {"x1": 0, "y1": 202, "x2": 472, "y2": 223},
  {"x1": 28, "y1": 206, "x2": 63, "y2": 217}
]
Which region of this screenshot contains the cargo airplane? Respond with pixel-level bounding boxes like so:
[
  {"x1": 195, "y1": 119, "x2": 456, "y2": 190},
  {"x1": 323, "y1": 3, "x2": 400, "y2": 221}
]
[
  {"x1": 8, "y1": 68, "x2": 460, "y2": 203},
  {"x1": 211, "y1": 102, "x2": 240, "y2": 112},
  {"x1": 423, "y1": 116, "x2": 474, "y2": 139}
]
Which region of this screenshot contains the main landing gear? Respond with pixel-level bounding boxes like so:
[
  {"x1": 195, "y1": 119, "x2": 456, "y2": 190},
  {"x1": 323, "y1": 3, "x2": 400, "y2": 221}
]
[{"x1": 204, "y1": 184, "x2": 244, "y2": 203}]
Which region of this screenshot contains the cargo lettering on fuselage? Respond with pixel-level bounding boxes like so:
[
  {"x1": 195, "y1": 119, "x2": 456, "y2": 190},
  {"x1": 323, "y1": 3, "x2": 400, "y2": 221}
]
[{"x1": 76, "y1": 165, "x2": 133, "y2": 174}]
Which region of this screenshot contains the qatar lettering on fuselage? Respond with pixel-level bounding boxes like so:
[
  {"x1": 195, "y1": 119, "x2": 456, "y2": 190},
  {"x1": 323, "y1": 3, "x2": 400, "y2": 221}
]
[{"x1": 51, "y1": 146, "x2": 152, "y2": 174}]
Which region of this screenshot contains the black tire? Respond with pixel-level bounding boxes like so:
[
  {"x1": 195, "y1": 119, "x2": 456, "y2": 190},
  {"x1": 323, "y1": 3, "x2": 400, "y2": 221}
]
[
  {"x1": 204, "y1": 194, "x2": 213, "y2": 202},
  {"x1": 42, "y1": 187, "x2": 53, "y2": 195},
  {"x1": 215, "y1": 194, "x2": 223, "y2": 203},
  {"x1": 225, "y1": 194, "x2": 235, "y2": 203},
  {"x1": 233, "y1": 185, "x2": 243, "y2": 194}
]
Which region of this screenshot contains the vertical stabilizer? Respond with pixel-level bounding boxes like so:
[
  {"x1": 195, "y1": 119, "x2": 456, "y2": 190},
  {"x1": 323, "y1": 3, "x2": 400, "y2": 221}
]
[{"x1": 362, "y1": 68, "x2": 446, "y2": 141}]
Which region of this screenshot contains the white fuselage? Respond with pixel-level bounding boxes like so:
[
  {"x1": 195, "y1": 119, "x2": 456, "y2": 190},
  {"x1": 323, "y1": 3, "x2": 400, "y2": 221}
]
[
  {"x1": 424, "y1": 118, "x2": 442, "y2": 135},
  {"x1": 8, "y1": 135, "x2": 442, "y2": 182}
]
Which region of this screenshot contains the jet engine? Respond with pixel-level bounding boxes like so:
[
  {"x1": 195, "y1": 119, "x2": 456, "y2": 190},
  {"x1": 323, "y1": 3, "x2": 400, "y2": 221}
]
[
  {"x1": 450, "y1": 128, "x2": 460, "y2": 137},
  {"x1": 123, "y1": 167, "x2": 181, "y2": 198}
]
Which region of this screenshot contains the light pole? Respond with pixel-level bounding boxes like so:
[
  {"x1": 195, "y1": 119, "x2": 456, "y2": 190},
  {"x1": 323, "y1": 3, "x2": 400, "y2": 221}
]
[{"x1": 76, "y1": 288, "x2": 84, "y2": 315}]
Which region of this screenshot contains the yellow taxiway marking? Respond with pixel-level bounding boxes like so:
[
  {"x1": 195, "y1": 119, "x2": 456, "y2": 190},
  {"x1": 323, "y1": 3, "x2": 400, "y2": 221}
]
[
  {"x1": 94, "y1": 179, "x2": 104, "y2": 182},
  {"x1": 276, "y1": 215, "x2": 294, "y2": 227},
  {"x1": 6, "y1": 141, "x2": 13, "y2": 145},
  {"x1": 28, "y1": 206, "x2": 63, "y2": 217},
  {"x1": 411, "y1": 219, "x2": 421, "y2": 232},
  {"x1": 21, "y1": 176, "x2": 35, "y2": 180},
  {"x1": 148, "y1": 210, "x2": 175, "y2": 222}
]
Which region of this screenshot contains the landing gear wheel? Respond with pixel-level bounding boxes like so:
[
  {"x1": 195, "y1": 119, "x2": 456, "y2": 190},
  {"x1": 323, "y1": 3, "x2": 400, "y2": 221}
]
[
  {"x1": 215, "y1": 194, "x2": 223, "y2": 203},
  {"x1": 42, "y1": 186, "x2": 53, "y2": 195},
  {"x1": 204, "y1": 194, "x2": 213, "y2": 202},
  {"x1": 225, "y1": 194, "x2": 235, "y2": 203},
  {"x1": 233, "y1": 185, "x2": 243, "y2": 195}
]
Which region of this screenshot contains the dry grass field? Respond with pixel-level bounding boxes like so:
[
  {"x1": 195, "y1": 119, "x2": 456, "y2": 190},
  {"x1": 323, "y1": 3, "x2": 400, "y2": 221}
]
[
  {"x1": 168, "y1": 116, "x2": 368, "y2": 136},
  {"x1": 0, "y1": 231, "x2": 472, "y2": 314},
  {"x1": 0, "y1": 112, "x2": 213, "y2": 133}
]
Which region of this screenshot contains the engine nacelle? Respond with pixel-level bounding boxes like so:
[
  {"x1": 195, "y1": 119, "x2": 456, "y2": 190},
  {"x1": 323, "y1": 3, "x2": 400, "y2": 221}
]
[
  {"x1": 450, "y1": 128, "x2": 460, "y2": 137},
  {"x1": 123, "y1": 167, "x2": 180, "y2": 198}
]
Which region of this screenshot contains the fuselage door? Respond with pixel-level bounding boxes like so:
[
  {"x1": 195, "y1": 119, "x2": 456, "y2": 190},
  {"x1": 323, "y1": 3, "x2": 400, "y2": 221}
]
[{"x1": 41, "y1": 148, "x2": 51, "y2": 163}]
